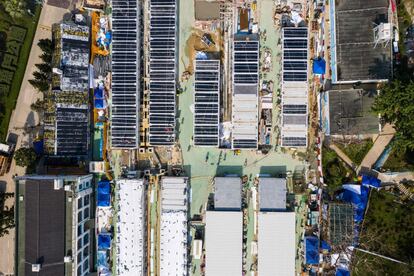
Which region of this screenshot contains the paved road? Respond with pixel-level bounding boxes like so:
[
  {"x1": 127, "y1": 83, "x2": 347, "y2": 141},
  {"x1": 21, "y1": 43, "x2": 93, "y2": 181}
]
[{"x1": 0, "y1": 3, "x2": 68, "y2": 274}]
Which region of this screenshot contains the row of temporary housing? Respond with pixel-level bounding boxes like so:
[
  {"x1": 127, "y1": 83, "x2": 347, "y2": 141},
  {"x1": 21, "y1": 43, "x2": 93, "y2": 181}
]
[
  {"x1": 115, "y1": 177, "x2": 188, "y2": 276},
  {"x1": 207, "y1": 176, "x2": 296, "y2": 276},
  {"x1": 111, "y1": 0, "x2": 265, "y2": 149},
  {"x1": 281, "y1": 27, "x2": 309, "y2": 147}
]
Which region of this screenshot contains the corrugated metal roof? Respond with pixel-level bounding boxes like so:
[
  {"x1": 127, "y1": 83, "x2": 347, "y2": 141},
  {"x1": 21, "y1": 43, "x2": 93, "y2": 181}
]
[
  {"x1": 205, "y1": 211, "x2": 242, "y2": 276},
  {"x1": 258, "y1": 212, "x2": 296, "y2": 276},
  {"x1": 259, "y1": 178, "x2": 287, "y2": 210},
  {"x1": 214, "y1": 177, "x2": 241, "y2": 210}
]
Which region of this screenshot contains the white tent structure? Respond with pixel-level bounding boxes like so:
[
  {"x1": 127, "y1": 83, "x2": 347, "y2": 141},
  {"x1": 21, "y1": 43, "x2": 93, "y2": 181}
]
[
  {"x1": 115, "y1": 179, "x2": 146, "y2": 276},
  {"x1": 205, "y1": 211, "x2": 243, "y2": 276},
  {"x1": 160, "y1": 177, "x2": 188, "y2": 276},
  {"x1": 258, "y1": 212, "x2": 296, "y2": 276}
]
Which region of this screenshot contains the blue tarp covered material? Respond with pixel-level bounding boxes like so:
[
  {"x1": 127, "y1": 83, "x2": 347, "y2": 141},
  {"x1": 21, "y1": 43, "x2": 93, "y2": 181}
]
[
  {"x1": 195, "y1": 52, "x2": 208, "y2": 60},
  {"x1": 338, "y1": 185, "x2": 369, "y2": 223},
  {"x1": 97, "y1": 250, "x2": 108, "y2": 268},
  {"x1": 98, "y1": 181, "x2": 111, "y2": 207},
  {"x1": 361, "y1": 174, "x2": 381, "y2": 188},
  {"x1": 95, "y1": 99, "x2": 105, "y2": 109},
  {"x1": 321, "y1": 240, "x2": 331, "y2": 251},
  {"x1": 33, "y1": 140, "x2": 43, "y2": 155},
  {"x1": 336, "y1": 268, "x2": 350, "y2": 276},
  {"x1": 98, "y1": 234, "x2": 111, "y2": 250},
  {"x1": 313, "y1": 58, "x2": 326, "y2": 74},
  {"x1": 94, "y1": 87, "x2": 104, "y2": 99},
  {"x1": 305, "y1": 236, "x2": 320, "y2": 264}
]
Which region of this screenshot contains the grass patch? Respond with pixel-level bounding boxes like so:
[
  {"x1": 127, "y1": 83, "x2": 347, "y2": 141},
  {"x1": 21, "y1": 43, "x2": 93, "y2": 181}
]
[
  {"x1": 336, "y1": 139, "x2": 374, "y2": 165},
  {"x1": 0, "y1": 5, "x2": 41, "y2": 141},
  {"x1": 352, "y1": 189, "x2": 414, "y2": 274},
  {"x1": 322, "y1": 146, "x2": 356, "y2": 195},
  {"x1": 382, "y1": 148, "x2": 414, "y2": 172}
]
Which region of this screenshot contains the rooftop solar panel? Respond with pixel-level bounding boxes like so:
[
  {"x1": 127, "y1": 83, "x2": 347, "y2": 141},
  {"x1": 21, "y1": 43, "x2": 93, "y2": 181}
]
[
  {"x1": 232, "y1": 39, "x2": 259, "y2": 149},
  {"x1": 193, "y1": 59, "x2": 220, "y2": 147},
  {"x1": 281, "y1": 27, "x2": 309, "y2": 148},
  {"x1": 148, "y1": 0, "x2": 177, "y2": 146},
  {"x1": 111, "y1": 0, "x2": 139, "y2": 148}
]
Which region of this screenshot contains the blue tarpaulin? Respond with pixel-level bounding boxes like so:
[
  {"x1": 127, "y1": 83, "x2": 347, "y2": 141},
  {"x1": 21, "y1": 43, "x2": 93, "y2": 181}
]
[
  {"x1": 97, "y1": 250, "x2": 108, "y2": 268},
  {"x1": 33, "y1": 140, "x2": 44, "y2": 155},
  {"x1": 94, "y1": 87, "x2": 104, "y2": 99},
  {"x1": 305, "y1": 236, "x2": 319, "y2": 264},
  {"x1": 321, "y1": 240, "x2": 331, "y2": 251},
  {"x1": 336, "y1": 268, "x2": 350, "y2": 276},
  {"x1": 361, "y1": 174, "x2": 381, "y2": 188},
  {"x1": 95, "y1": 99, "x2": 105, "y2": 109},
  {"x1": 338, "y1": 185, "x2": 369, "y2": 223},
  {"x1": 313, "y1": 58, "x2": 326, "y2": 74},
  {"x1": 97, "y1": 181, "x2": 111, "y2": 207},
  {"x1": 98, "y1": 234, "x2": 111, "y2": 250}
]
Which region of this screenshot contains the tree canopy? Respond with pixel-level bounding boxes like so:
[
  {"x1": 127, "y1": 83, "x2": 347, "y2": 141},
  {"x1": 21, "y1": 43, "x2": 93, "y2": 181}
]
[
  {"x1": 0, "y1": 192, "x2": 14, "y2": 237},
  {"x1": 14, "y1": 147, "x2": 37, "y2": 167},
  {"x1": 372, "y1": 80, "x2": 414, "y2": 151},
  {"x1": 0, "y1": 0, "x2": 27, "y2": 20}
]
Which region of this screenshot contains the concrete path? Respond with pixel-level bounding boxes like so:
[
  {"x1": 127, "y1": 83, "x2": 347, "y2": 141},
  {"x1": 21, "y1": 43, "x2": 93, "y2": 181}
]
[
  {"x1": 0, "y1": 3, "x2": 68, "y2": 274},
  {"x1": 358, "y1": 124, "x2": 395, "y2": 173}
]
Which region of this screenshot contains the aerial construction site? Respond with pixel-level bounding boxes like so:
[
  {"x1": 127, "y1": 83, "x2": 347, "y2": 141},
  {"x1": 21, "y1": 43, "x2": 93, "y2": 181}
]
[
  {"x1": 10, "y1": 0, "x2": 406, "y2": 275},
  {"x1": 105, "y1": 0, "x2": 317, "y2": 275}
]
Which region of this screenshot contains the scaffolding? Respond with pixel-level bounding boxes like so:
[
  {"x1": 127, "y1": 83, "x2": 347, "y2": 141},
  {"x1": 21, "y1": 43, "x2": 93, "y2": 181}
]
[{"x1": 328, "y1": 202, "x2": 354, "y2": 247}]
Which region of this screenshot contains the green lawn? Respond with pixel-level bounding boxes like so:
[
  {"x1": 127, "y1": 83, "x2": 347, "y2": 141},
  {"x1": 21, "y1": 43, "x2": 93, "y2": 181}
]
[
  {"x1": 353, "y1": 189, "x2": 414, "y2": 274},
  {"x1": 336, "y1": 139, "x2": 374, "y2": 165},
  {"x1": 0, "y1": 6, "x2": 41, "y2": 141}
]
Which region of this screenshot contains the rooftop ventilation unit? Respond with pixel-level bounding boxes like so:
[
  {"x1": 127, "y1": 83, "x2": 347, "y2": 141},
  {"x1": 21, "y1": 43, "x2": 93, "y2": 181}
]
[
  {"x1": 32, "y1": 264, "x2": 41, "y2": 272},
  {"x1": 54, "y1": 179, "x2": 63, "y2": 190}
]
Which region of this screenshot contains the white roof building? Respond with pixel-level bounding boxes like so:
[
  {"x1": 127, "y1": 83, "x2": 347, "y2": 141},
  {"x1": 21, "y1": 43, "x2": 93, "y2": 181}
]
[
  {"x1": 258, "y1": 212, "x2": 296, "y2": 276},
  {"x1": 115, "y1": 179, "x2": 146, "y2": 276},
  {"x1": 160, "y1": 177, "x2": 188, "y2": 276},
  {"x1": 205, "y1": 211, "x2": 242, "y2": 276}
]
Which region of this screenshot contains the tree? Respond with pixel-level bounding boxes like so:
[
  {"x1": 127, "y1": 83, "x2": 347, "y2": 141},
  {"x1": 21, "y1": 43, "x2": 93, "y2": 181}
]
[
  {"x1": 30, "y1": 99, "x2": 46, "y2": 112},
  {"x1": 35, "y1": 63, "x2": 52, "y2": 75},
  {"x1": 29, "y1": 79, "x2": 49, "y2": 92},
  {"x1": 40, "y1": 52, "x2": 52, "y2": 63},
  {"x1": 372, "y1": 81, "x2": 414, "y2": 152},
  {"x1": 0, "y1": 0, "x2": 26, "y2": 20},
  {"x1": 14, "y1": 147, "x2": 37, "y2": 167},
  {"x1": 37, "y1": 39, "x2": 53, "y2": 54},
  {"x1": 0, "y1": 192, "x2": 14, "y2": 237},
  {"x1": 32, "y1": 71, "x2": 49, "y2": 82}
]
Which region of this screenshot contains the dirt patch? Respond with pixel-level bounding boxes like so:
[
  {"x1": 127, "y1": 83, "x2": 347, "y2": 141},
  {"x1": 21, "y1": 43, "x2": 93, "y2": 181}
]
[{"x1": 182, "y1": 27, "x2": 223, "y2": 77}]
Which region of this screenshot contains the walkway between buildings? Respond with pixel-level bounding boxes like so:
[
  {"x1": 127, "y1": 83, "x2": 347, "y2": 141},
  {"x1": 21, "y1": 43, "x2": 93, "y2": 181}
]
[
  {"x1": 328, "y1": 143, "x2": 356, "y2": 171},
  {"x1": 358, "y1": 124, "x2": 395, "y2": 173}
]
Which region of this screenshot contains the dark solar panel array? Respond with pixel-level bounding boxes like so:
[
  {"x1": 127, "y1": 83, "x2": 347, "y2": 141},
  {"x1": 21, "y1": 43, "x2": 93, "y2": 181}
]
[
  {"x1": 281, "y1": 27, "x2": 308, "y2": 147},
  {"x1": 111, "y1": 0, "x2": 139, "y2": 148},
  {"x1": 148, "y1": 0, "x2": 177, "y2": 146},
  {"x1": 56, "y1": 107, "x2": 88, "y2": 155},
  {"x1": 233, "y1": 41, "x2": 259, "y2": 85},
  {"x1": 281, "y1": 137, "x2": 307, "y2": 147},
  {"x1": 194, "y1": 60, "x2": 220, "y2": 146}
]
